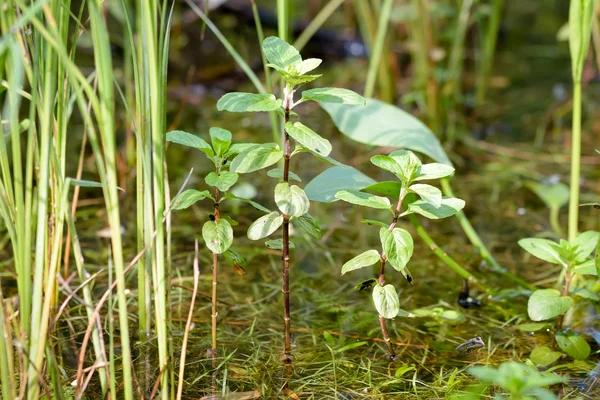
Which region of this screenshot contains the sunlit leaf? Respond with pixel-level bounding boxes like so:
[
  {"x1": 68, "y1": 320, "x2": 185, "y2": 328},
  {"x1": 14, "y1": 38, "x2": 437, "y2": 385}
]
[
  {"x1": 166, "y1": 130, "x2": 213, "y2": 157},
  {"x1": 518, "y1": 238, "x2": 568, "y2": 267},
  {"x1": 335, "y1": 190, "x2": 392, "y2": 210},
  {"x1": 409, "y1": 184, "x2": 442, "y2": 208},
  {"x1": 295, "y1": 58, "x2": 322, "y2": 74},
  {"x1": 274, "y1": 182, "x2": 310, "y2": 217},
  {"x1": 529, "y1": 346, "x2": 563, "y2": 367},
  {"x1": 285, "y1": 121, "x2": 332, "y2": 156},
  {"x1": 301, "y1": 87, "x2": 366, "y2": 105},
  {"x1": 305, "y1": 166, "x2": 375, "y2": 202},
  {"x1": 571, "y1": 230, "x2": 599, "y2": 263},
  {"x1": 209, "y1": 127, "x2": 232, "y2": 156},
  {"x1": 217, "y1": 92, "x2": 282, "y2": 113},
  {"x1": 341, "y1": 249, "x2": 380, "y2": 275},
  {"x1": 247, "y1": 211, "x2": 283, "y2": 240},
  {"x1": 205, "y1": 171, "x2": 238, "y2": 192},
  {"x1": 401, "y1": 197, "x2": 465, "y2": 219},
  {"x1": 389, "y1": 150, "x2": 422, "y2": 184},
  {"x1": 555, "y1": 329, "x2": 590, "y2": 360},
  {"x1": 414, "y1": 163, "x2": 455, "y2": 181},
  {"x1": 262, "y1": 36, "x2": 301, "y2": 69},
  {"x1": 380, "y1": 228, "x2": 413, "y2": 272},
  {"x1": 373, "y1": 284, "x2": 400, "y2": 319},
  {"x1": 171, "y1": 189, "x2": 212, "y2": 210},
  {"x1": 267, "y1": 168, "x2": 301, "y2": 182},
  {"x1": 202, "y1": 219, "x2": 233, "y2": 254},
  {"x1": 527, "y1": 289, "x2": 573, "y2": 321},
  {"x1": 230, "y1": 143, "x2": 283, "y2": 173},
  {"x1": 370, "y1": 155, "x2": 402, "y2": 176}
]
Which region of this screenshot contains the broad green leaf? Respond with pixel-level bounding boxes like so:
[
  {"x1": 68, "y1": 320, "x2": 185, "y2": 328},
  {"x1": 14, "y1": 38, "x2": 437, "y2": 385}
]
[
  {"x1": 230, "y1": 143, "x2": 283, "y2": 173},
  {"x1": 305, "y1": 166, "x2": 376, "y2": 202},
  {"x1": 518, "y1": 238, "x2": 567, "y2": 267},
  {"x1": 555, "y1": 329, "x2": 590, "y2": 360},
  {"x1": 227, "y1": 143, "x2": 258, "y2": 155},
  {"x1": 380, "y1": 228, "x2": 414, "y2": 271},
  {"x1": 401, "y1": 197, "x2": 465, "y2": 219},
  {"x1": 262, "y1": 36, "x2": 301, "y2": 69},
  {"x1": 295, "y1": 58, "x2": 322, "y2": 74},
  {"x1": 571, "y1": 230, "x2": 599, "y2": 263},
  {"x1": 267, "y1": 168, "x2": 301, "y2": 182},
  {"x1": 389, "y1": 150, "x2": 422, "y2": 184},
  {"x1": 321, "y1": 98, "x2": 451, "y2": 165},
  {"x1": 205, "y1": 171, "x2": 238, "y2": 192},
  {"x1": 217, "y1": 92, "x2": 282, "y2": 113},
  {"x1": 373, "y1": 284, "x2": 400, "y2": 319},
  {"x1": 265, "y1": 239, "x2": 295, "y2": 250},
  {"x1": 573, "y1": 259, "x2": 598, "y2": 276},
  {"x1": 335, "y1": 190, "x2": 392, "y2": 210},
  {"x1": 414, "y1": 163, "x2": 455, "y2": 181},
  {"x1": 569, "y1": 0, "x2": 594, "y2": 80},
  {"x1": 293, "y1": 213, "x2": 322, "y2": 239},
  {"x1": 525, "y1": 181, "x2": 569, "y2": 210},
  {"x1": 221, "y1": 192, "x2": 271, "y2": 213},
  {"x1": 301, "y1": 87, "x2": 366, "y2": 105},
  {"x1": 409, "y1": 184, "x2": 442, "y2": 208},
  {"x1": 341, "y1": 249, "x2": 380, "y2": 275},
  {"x1": 202, "y1": 219, "x2": 233, "y2": 254},
  {"x1": 171, "y1": 189, "x2": 212, "y2": 210},
  {"x1": 529, "y1": 346, "x2": 563, "y2": 367},
  {"x1": 274, "y1": 182, "x2": 310, "y2": 217},
  {"x1": 527, "y1": 289, "x2": 573, "y2": 321},
  {"x1": 209, "y1": 127, "x2": 232, "y2": 156},
  {"x1": 362, "y1": 181, "x2": 403, "y2": 199},
  {"x1": 247, "y1": 211, "x2": 284, "y2": 240},
  {"x1": 370, "y1": 155, "x2": 402, "y2": 176},
  {"x1": 166, "y1": 130, "x2": 213, "y2": 157},
  {"x1": 285, "y1": 121, "x2": 332, "y2": 156}
]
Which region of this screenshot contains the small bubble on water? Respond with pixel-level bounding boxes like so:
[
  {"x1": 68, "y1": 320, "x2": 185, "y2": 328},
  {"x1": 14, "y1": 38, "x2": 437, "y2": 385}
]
[{"x1": 517, "y1": 208, "x2": 526, "y2": 215}]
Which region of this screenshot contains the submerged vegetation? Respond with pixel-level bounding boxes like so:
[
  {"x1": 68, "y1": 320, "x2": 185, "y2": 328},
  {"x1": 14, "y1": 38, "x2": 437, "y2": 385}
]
[{"x1": 0, "y1": 0, "x2": 599, "y2": 399}]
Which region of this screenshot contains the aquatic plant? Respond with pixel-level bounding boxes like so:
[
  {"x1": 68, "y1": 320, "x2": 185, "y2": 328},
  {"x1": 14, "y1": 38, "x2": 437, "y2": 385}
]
[
  {"x1": 166, "y1": 127, "x2": 252, "y2": 357},
  {"x1": 336, "y1": 150, "x2": 464, "y2": 358},
  {"x1": 217, "y1": 36, "x2": 365, "y2": 361}
]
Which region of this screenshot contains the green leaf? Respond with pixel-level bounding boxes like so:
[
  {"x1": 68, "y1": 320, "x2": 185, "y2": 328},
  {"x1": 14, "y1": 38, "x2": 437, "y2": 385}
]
[
  {"x1": 293, "y1": 213, "x2": 322, "y2": 239},
  {"x1": 70, "y1": 179, "x2": 124, "y2": 192},
  {"x1": 335, "y1": 190, "x2": 392, "y2": 210},
  {"x1": 247, "y1": 211, "x2": 284, "y2": 240},
  {"x1": 202, "y1": 219, "x2": 233, "y2": 254},
  {"x1": 341, "y1": 249, "x2": 380, "y2": 275},
  {"x1": 370, "y1": 155, "x2": 402, "y2": 176},
  {"x1": 518, "y1": 238, "x2": 568, "y2": 267},
  {"x1": 380, "y1": 228, "x2": 414, "y2": 272},
  {"x1": 372, "y1": 284, "x2": 400, "y2": 319},
  {"x1": 525, "y1": 181, "x2": 569, "y2": 210},
  {"x1": 227, "y1": 143, "x2": 259, "y2": 155},
  {"x1": 205, "y1": 171, "x2": 238, "y2": 192},
  {"x1": 280, "y1": 72, "x2": 322, "y2": 87},
  {"x1": 224, "y1": 249, "x2": 247, "y2": 268},
  {"x1": 569, "y1": 0, "x2": 594, "y2": 80},
  {"x1": 301, "y1": 87, "x2": 366, "y2": 105},
  {"x1": 285, "y1": 121, "x2": 332, "y2": 156},
  {"x1": 305, "y1": 166, "x2": 376, "y2": 203},
  {"x1": 527, "y1": 289, "x2": 574, "y2": 321},
  {"x1": 573, "y1": 259, "x2": 598, "y2": 276},
  {"x1": 230, "y1": 143, "x2": 284, "y2": 173},
  {"x1": 529, "y1": 346, "x2": 563, "y2": 367},
  {"x1": 571, "y1": 230, "x2": 599, "y2": 263},
  {"x1": 414, "y1": 163, "x2": 455, "y2": 181},
  {"x1": 321, "y1": 98, "x2": 451, "y2": 165},
  {"x1": 171, "y1": 189, "x2": 212, "y2": 210},
  {"x1": 262, "y1": 36, "x2": 301, "y2": 70},
  {"x1": 555, "y1": 329, "x2": 590, "y2": 360},
  {"x1": 295, "y1": 58, "x2": 322, "y2": 74},
  {"x1": 389, "y1": 150, "x2": 422, "y2": 184},
  {"x1": 221, "y1": 193, "x2": 271, "y2": 213},
  {"x1": 362, "y1": 181, "x2": 403, "y2": 199},
  {"x1": 265, "y1": 239, "x2": 295, "y2": 250},
  {"x1": 515, "y1": 322, "x2": 548, "y2": 332},
  {"x1": 401, "y1": 197, "x2": 465, "y2": 219},
  {"x1": 274, "y1": 182, "x2": 310, "y2": 217},
  {"x1": 166, "y1": 130, "x2": 213, "y2": 157},
  {"x1": 295, "y1": 146, "x2": 345, "y2": 167},
  {"x1": 209, "y1": 127, "x2": 232, "y2": 156},
  {"x1": 409, "y1": 184, "x2": 442, "y2": 208},
  {"x1": 267, "y1": 168, "x2": 301, "y2": 182},
  {"x1": 217, "y1": 92, "x2": 282, "y2": 113},
  {"x1": 361, "y1": 219, "x2": 390, "y2": 228}
]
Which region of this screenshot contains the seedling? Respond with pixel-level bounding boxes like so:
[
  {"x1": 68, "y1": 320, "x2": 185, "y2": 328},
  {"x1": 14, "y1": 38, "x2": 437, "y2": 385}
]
[
  {"x1": 216, "y1": 36, "x2": 365, "y2": 361},
  {"x1": 166, "y1": 127, "x2": 252, "y2": 356},
  {"x1": 337, "y1": 150, "x2": 464, "y2": 358},
  {"x1": 519, "y1": 230, "x2": 598, "y2": 360}
]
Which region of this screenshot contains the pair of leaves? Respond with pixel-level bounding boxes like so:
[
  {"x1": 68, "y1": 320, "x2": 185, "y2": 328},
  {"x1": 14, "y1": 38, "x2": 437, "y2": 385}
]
[
  {"x1": 167, "y1": 127, "x2": 236, "y2": 160},
  {"x1": 519, "y1": 231, "x2": 599, "y2": 269},
  {"x1": 371, "y1": 150, "x2": 454, "y2": 185}
]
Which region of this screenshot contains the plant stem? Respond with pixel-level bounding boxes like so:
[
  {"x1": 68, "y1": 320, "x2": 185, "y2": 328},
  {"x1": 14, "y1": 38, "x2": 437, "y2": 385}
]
[
  {"x1": 281, "y1": 88, "x2": 292, "y2": 362},
  {"x1": 364, "y1": 0, "x2": 393, "y2": 98},
  {"x1": 211, "y1": 186, "x2": 221, "y2": 353},
  {"x1": 557, "y1": 269, "x2": 572, "y2": 330},
  {"x1": 568, "y1": 81, "x2": 581, "y2": 243}
]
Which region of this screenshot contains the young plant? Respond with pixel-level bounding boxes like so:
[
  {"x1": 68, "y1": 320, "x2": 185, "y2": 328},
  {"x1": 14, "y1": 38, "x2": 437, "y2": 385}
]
[
  {"x1": 217, "y1": 36, "x2": 365, "y2": 361},
  {"x1": 337, "y1": 150, "x2": 464, "y2": 358},
  {"x1": 519, "y1": 230, "x2": 598, "y2": 360},
  {"x1": 166, "y1": 127, "x2": 250, "y2": 356}
]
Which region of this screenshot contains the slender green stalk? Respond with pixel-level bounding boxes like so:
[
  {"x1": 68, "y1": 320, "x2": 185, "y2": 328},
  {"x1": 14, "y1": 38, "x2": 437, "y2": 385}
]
[
  {"x1": 475, "y1": 0, "x2": 504, "y2": 105},
  {"x1": 364, "y1": 0, "x2": 393, "y2": 98},
  {"x1": 568, "y1": 81, "x2": 582, "y2": 243},
  {"x1": 293, "y1": 0, "x2": 345, "y2": 52},
  {"x1": 277, "y1": 0, "x2": 288, "y2": 43}
]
